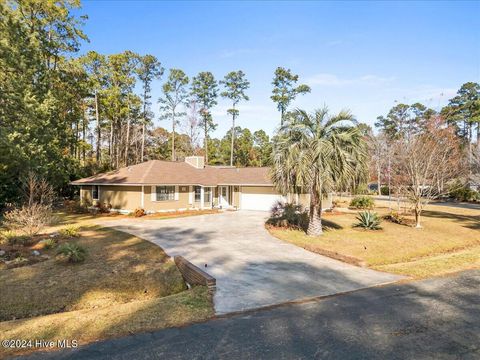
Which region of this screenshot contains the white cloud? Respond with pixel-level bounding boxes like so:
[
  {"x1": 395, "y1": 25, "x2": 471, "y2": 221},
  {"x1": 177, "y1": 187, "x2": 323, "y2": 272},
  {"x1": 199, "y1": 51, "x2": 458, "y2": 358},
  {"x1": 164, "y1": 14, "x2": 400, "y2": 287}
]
[{"x1": 307, "y1": 73, "x2": 396, "y2": 87}]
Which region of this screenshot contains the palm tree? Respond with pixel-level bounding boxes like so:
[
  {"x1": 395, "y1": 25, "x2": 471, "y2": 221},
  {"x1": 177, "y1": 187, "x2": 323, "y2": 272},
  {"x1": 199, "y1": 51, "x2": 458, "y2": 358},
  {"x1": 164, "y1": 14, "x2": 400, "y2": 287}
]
[{"x1": 271, "y1": 108, "x2": 368, "y2": 236}]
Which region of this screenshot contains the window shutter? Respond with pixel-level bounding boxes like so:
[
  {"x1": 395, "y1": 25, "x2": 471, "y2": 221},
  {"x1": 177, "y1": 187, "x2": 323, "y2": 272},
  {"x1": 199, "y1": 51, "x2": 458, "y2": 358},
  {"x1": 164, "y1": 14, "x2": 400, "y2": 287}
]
[
  {"x1": 175, "y1": 186, "x2": 179, "y2": 201},
  {"x1": 189, "y1": 186, "x2": 193, "y2": 204},
  {"x1": 151, "y1": 186, "x2": 156, "y2": 201}
]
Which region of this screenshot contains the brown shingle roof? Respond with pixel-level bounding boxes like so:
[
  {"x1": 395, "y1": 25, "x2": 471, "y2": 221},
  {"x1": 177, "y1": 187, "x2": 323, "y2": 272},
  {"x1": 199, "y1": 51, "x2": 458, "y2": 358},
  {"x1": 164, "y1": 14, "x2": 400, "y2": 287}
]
[{"x1": 70, "y1": 160, "x2": 272, "y2": 186}]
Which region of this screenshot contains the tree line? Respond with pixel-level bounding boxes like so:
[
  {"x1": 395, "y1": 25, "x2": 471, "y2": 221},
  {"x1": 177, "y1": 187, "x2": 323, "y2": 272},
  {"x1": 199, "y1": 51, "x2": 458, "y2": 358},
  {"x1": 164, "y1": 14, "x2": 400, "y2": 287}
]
[
  {"x1": 369, "y1": 81, "x2": 480, "y2": 197},
  {"x1": 0, "y1": 0, "x2": 310, "y2": 205},
  {"x1": 1, "y1": 0, "x2": 478, "y2": 216}
]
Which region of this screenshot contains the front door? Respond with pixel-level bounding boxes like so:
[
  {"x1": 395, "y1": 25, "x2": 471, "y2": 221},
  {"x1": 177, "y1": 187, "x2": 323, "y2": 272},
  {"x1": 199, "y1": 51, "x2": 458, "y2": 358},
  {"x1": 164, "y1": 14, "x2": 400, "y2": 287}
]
[{"x1": 219, "y1": 186, "x2": 229, "y2": 208}]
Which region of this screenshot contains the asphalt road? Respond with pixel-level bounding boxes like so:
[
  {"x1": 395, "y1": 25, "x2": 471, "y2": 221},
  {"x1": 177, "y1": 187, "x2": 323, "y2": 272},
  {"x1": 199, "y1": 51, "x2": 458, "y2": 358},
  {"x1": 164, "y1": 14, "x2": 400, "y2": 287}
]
[{"x1": 19, "y1": 270, "x2": 480, "y2": 360}]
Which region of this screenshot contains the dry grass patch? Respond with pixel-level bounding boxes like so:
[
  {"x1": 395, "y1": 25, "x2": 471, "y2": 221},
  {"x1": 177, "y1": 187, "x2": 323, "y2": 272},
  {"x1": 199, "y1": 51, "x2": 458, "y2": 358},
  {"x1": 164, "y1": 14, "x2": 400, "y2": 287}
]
[
  {"x1": 268, "y1": 204, "x2": 480, "y2": 279},
  {"x1": 0, "y1": 225, "x2": 186, "y2": 321},
  {"x1": 0, "y1": 213, "x2": 214, "y2": 358},
  {"x1": 0, "y1": 286, "x2": 213, "y2": 358}
]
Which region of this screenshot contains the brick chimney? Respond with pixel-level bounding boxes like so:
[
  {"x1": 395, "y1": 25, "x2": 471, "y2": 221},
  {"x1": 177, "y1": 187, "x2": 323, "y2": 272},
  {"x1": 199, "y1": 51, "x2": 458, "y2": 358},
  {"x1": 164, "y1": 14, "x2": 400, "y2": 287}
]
[{"x1": 185, "y1": 156, "x2": 205, "y2": 169}]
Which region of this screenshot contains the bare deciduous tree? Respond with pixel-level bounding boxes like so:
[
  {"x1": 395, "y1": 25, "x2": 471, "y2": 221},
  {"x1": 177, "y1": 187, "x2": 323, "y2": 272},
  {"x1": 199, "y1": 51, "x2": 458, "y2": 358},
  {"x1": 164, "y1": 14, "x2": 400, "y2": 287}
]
[
  {"x1": 4, "y1": 173, "x2": 55, "y2": 236},
  {"x1": 392, "y1": 116, "x2": 465, "y2": 228},
  {"x1": 182, "y1": 100, "x2": 201, "y2": 154}
]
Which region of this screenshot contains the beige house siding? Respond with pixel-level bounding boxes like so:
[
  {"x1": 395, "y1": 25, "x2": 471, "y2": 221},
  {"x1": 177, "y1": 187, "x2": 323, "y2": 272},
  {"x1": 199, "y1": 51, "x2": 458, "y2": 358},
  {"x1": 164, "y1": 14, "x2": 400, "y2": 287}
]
[
  {"x1": 143, "y1": 185, "x2": 190, "y2": 212},
  {"x1": 232, "y1": 186, "x2": 241, "y2": 207},
  {"x1": 80, "y1": 185, "x2": 93, "y2": 205},
  {"x1": 100, "y1": 185, "x2": 142, "y2": 211},
  {"x1": 78, "y1": 184, "x2": 332, "y2": 213}
]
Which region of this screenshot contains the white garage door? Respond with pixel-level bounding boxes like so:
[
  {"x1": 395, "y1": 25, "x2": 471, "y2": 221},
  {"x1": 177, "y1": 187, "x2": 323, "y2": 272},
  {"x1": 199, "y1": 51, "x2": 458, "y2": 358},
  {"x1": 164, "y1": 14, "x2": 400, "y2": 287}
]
[{"x1": 241, "y1": 187, "x2": 285, "y2": 211}]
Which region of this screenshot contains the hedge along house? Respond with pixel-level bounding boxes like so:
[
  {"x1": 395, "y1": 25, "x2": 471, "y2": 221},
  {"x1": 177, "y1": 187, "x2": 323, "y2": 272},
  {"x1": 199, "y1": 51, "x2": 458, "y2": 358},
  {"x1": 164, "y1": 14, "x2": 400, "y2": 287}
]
[{"x1": 71, "y1": 156, "x2": 332, "y2": 213}]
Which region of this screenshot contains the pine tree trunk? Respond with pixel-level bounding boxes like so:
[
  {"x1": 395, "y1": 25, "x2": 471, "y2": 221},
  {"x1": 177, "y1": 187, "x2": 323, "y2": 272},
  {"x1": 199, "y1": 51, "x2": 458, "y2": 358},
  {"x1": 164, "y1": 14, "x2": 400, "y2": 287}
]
[
  {"x1": 172, "y1": 113, "x2": 176, "y2": 161},
  {"x1": 95, "y1": 91, "x2": 101, "y2": 162},
  {"x1": 230, "y1": 108, "x2": 235, "y2": 167},
  {"x1": 477, "y1": 122, "x2": 480, "y2": 148},
  {"x1": 307, "y1": 190, "x2": 323, "y2": 236},
  {"x1": 204, "y1": 115, "x2": 208, "y2": 164},
  {"x1": 141, "y1": 122, "x2": 145, "y2": 162},
  {"x1": 82, "y1": 113, "x2": 86, "y2": 162},
  {"x1": 125, "y1": 116, "x2": 130, "y2": 166},
  {"x1": 109, "y1": 121, "x2": 114, "y2": 167}
]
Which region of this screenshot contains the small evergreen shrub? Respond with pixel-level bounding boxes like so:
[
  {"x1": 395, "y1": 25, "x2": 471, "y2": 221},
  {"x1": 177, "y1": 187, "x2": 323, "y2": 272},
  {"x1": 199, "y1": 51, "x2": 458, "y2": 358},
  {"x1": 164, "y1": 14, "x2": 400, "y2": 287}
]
[
  {"x1": 57, "y1": 243, "x2": 87, "y2": 263},
  {"x1": 449, "y1": 185, "x2": 479, "y2": 202},
  {"x1": 380, "y1": 186, "x2": 390, "y2": 196},
  {"x1": 1, "y1": 231, "x2": 32, "y2": 245},
  {"x1": 354, "y1": 211, "x2": 382, "y2": 230},
  {"x1": 350, "y1": 196, "x2": 375, "y2": 209},
  {"x1": 353, "y1": 184, "x2": 369, "y2": 195},
  {"x1": 59, "y1": 225, "x2": 80, "y2": 238},
  {"x1": 41, "y1": 238, "x2": 58, "y2": 249}
]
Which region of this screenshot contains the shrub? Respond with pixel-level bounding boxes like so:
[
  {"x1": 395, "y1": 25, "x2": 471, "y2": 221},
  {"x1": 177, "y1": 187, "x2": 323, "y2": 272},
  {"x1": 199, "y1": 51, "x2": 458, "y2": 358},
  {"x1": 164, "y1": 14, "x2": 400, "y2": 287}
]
[
  {"x1": 57, "y1": 243, "x2": 87, "y2": 263},
  {"x1": 95, "y1": 202, "x2": 112, "y2": 213},
  {"x1": 267, "y1": 201, "x2": 309, "y2": 231},
  {"x1": 0, "y1": 231, "x2": 32, "y2": 245},
  {"x1": 349, "y1": 196, "x2": 375, "y2": 209},
  {"x1": 59, "y1": 225, "x2": 80, "y2": 238},
  {"x1": 353, "y1": 184, "x2": 369, "y2": 195},
  {"x1": 354, "y1": 211, "x2": 382, "y2": 230},
  {"x1": 380, "y1": 186, "x2": 390, "y2": 196},
  {"x1": 449, "y1": 185, "x2": 479, "y2": 202},
  {"x1": 41, "y1": 238, "x2": 58, "y2": 249},
  {"x1": 133, "y1": 208, "x2": 146, "y2": 217},
  {"x1": 3, "y1": 203, "x2": 53, "y2": 236},
  {"x1": 384, "y1": 211, "x2": 405, "y2": 225}
]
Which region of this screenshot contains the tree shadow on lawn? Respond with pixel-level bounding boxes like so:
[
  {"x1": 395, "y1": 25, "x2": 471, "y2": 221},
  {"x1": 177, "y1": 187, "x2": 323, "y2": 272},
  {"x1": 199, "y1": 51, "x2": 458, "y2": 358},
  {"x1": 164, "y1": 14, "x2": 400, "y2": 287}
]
[
  {"x1": 0, "y1": 225, "x2": 217, "y2": 323},
  {"x1": 322, "y1": 218, "x2": 343, "y2": 231},
  {"x1": 422, "y1": 209, "x2": 480, "y2": 230}
]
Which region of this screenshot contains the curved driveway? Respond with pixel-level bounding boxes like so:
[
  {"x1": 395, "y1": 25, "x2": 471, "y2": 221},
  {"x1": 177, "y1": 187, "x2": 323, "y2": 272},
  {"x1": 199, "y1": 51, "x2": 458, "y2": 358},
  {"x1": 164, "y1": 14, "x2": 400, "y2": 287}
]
[{"x1": 99, "y1": 211, "x2": 403, "y2": 314}]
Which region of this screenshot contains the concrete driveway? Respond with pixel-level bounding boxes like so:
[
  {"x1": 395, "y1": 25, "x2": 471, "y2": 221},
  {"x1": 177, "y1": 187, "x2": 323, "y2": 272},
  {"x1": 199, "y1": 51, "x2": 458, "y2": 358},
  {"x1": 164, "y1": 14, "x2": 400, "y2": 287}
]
[{"x1": 99, "y1": 211, "x2": 403, "y2": 314}]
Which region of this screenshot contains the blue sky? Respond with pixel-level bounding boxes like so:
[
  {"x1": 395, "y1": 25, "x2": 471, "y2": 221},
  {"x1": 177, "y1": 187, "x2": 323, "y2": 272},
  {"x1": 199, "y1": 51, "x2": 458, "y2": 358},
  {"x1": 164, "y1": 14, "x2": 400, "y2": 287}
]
[{"x1": 80, "y1": 0, "x2": 480, "y2": 137}]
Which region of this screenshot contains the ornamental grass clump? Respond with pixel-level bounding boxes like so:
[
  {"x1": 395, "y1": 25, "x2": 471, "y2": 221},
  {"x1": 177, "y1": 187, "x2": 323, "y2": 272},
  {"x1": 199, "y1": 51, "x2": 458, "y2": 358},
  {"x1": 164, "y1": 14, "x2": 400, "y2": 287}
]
[{"x1": 56, "y1": 243, "x2": 87, "y2": 263}]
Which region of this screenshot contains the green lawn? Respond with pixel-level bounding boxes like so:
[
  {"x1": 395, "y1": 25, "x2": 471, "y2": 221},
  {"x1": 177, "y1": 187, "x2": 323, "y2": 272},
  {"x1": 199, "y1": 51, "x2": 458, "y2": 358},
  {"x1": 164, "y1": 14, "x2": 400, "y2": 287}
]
[{"x1": 268, "y1": 203, "x2": 480, "y2": 279}]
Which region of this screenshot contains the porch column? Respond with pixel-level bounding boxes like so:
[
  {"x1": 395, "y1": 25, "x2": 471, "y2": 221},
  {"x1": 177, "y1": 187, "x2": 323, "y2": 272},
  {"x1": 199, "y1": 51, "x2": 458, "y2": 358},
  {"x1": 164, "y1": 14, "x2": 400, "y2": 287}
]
[{"x1": 200, "y1": 186, "x2": 205, "y2": 209}]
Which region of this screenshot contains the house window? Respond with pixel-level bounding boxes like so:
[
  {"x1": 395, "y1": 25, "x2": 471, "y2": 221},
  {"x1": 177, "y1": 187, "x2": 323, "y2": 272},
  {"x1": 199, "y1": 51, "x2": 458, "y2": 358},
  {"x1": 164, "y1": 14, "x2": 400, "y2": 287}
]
[
  {"x1": 156, "y1": 186, "x2": 175, "y2": 201},
  {"x1": 204, "y1": 187, "x2": 212, "y2": 204},
  {"x1": 92, "y1": 185, "x2": 99, "y2": 200},
  {"x1": 194, "y1": 186, "x2": 201, "y2": 202}
]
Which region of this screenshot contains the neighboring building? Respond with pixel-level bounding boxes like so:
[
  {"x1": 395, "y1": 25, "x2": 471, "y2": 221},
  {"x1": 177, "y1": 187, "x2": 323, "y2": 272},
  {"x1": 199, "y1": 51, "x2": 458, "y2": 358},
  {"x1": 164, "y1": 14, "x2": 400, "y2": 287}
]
[{"x1": 71, "y1": 156, "x2": 329, "y2": 213}]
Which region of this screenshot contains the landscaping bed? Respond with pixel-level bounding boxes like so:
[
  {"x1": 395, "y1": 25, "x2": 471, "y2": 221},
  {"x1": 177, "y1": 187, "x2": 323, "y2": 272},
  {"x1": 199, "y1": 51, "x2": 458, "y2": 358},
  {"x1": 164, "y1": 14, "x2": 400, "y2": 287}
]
[{"x1": 268, "y1": 204, "x2": 480, "y2": 279}]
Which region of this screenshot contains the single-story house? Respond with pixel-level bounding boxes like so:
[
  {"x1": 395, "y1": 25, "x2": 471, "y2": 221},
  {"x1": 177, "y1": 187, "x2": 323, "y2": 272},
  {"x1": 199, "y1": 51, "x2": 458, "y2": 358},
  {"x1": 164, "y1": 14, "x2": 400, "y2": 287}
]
[{"x1": 71, "y1": 156, "x2": 331, "y2": 213}]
